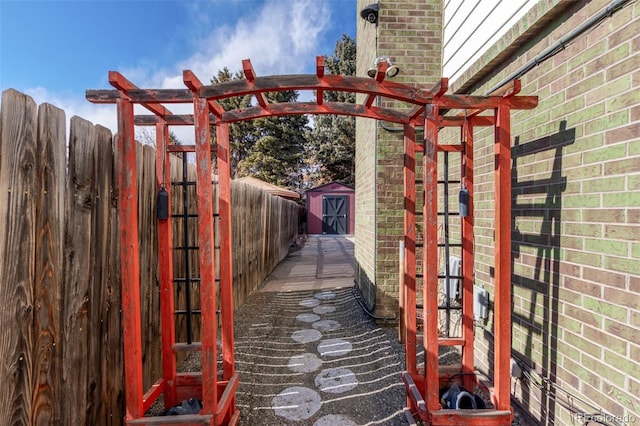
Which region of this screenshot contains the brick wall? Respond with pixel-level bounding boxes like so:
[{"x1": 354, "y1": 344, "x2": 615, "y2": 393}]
[
  {"x1": 355, "y1": 0, "x2": 444, "y2": 317},
  {"x1": 355, "y1": 0, "x2": 379, "y2": 310},
  {"x1": 449, "y1": 0, "x2": 640, "y2": 423}
]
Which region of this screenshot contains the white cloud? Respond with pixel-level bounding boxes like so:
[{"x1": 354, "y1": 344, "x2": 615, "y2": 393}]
[
  {"x1": 23, "y1": 86, "x2": 117, "y2": 139},
  {"x1": 21, "y1": 0, "x2": 334, "y2": 143},
  {"x1": 155, "y1": 0, "x2": 332, "y2": 88}
]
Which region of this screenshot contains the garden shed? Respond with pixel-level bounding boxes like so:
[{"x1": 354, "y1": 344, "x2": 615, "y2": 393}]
[{"x1": 306, "y1": 182, "x2": 355, "y2": 235}]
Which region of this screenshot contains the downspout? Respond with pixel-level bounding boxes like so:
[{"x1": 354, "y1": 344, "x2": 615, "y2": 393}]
[{"x1": 372, "y1": 0, "x2": 380, "y2": 312}]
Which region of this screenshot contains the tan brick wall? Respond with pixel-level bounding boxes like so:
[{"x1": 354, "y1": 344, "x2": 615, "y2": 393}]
[
  {"x1": 356, "y1": 0, "x2": 444, "y2": 317},
  {"x1": 355, "y1": 0, "x2": 379, "y2": 309},
  {"x1": 449, "y1": 0, "x2": 640, "y2": 423}
]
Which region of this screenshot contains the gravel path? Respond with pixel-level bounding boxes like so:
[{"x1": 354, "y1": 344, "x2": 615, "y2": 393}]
[
  {"x1": 163, "y1": 236, "x2": 533, "y2": 425},
  {"x1": 234, "y1": 285, "x2": 409, "y2": 425}
]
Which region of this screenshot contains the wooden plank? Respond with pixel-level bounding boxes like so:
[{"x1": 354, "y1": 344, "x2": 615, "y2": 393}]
[
  {"x1": 0, "y1": 89, "x2": 38, "y2": 426},
  {"x1": 109, "y1": 71, "x2": 174, "y2": 117},
  {"x1": 216, "y1": 123, "x2": 235, "y2": 380},
  {"x1": 91, "y1": 75, "x2": 537, "y2": 112},
  {"x1": 101, "y1": 125, "x2": 126, "y2": 424},
  {"x1": 429, "y1": 410, "x2": 513, "y2": 425},
  {"x1": 140, "y1": 144, "x2": 162, "y2": 391},
  {"x1": 242, "y1": 59, "x2": 269, "y2": 109},
  {"x1": 461, "y1": 120, "x2": 475, "y2": 392},
  {"x1": 423, "y1": 104, "x2": 440, "y2": 412},
  {"x1": 215, "y1": 373, "x2": 239, "y2": 425},
  {"x1": 401, "y1": 372, "x2": 428, "y2": 421},
  {"x1": 117, "y1": 96, "x2": 145, "y2": 419},
  {"x1": 32, "y1": 102, "x2": 66, "y2": 425},
  {"x1": 199, "y1": 74, "x2": 430, "y2": 104},
  {"x1": 156, "y1": 124, "x2": 177, "y2": 408},
  {"x1": 126, "y1": 413, "x2": 212, "y2": 425},
  {"x1": 142, "y1": 377, "x2": 165, "y2": 413},
  {"x1": 193, "y1": 94, "x2": 218, "y2": 414},
  {"x1": 403, "y1": 124, "x2": 417, "y2": 374},
  {"x1": 88, "y1": 123, "x2": 121, "y2": 424},
  {"x1": 493, "y1": 105, "x2": 512, "y2": 411},
  {"x1": 63, "y1": 116, "x2": 97, "y2": 425},
  {"x1": 221, "y1": 101, "x2": 409, "y2": 125},
  {"x1": 135, "y1": 114, "x2": 194, "y2": 126},
  {"x1": 429, "y1": 77, "x2": 449, "y2": 97}
]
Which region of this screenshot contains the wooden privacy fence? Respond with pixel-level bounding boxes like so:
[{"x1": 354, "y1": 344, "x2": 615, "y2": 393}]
[{"x1": 0, "y1": 89, "x2": 299, "y2": 425}]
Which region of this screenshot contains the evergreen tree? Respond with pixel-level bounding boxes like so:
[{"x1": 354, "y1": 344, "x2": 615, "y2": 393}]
[
  {"x1": 210, "y1": 68, "x2": 256, "y2": 174},
  {"x1": 236, "y1": 90, "x2": 309, "y2": 192},
  {"x1": 308, "y1": 34, "x2": 356, "y2": 187}
]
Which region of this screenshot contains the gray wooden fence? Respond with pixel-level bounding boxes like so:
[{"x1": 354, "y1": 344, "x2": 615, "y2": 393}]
[{"x1": 0, "y1": 89, "x2": 299, "y2": 425}]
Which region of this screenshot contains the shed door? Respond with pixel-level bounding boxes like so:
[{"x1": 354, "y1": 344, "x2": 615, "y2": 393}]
[{"x1": 322, "y1": 195, "x2": 348, "y2": 234}]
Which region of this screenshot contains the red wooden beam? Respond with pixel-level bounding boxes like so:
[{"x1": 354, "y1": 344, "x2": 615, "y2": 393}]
[
  {"x1": 191, "y1": 88, "x2": 218, "y2": 415},
  {"x1": 155, "y1": 122, "x2": 178, "y2": 408},
  {"x1": 185, "y1": 70, "x2": 226, "y2": 118},
  {"x1": 316, "y1": 55, "x2": 325, "y2": 78},
  {"x1": 429, "y1": 77, "x2": 449, "y2": 97},
  {"x1": 364, "y1": 60, "x2": 388, "y2": 108},
  {"x1": 403, "y1": 123, "x2": 417, "y2": 376},
  {"x1": 461, "y1": 119, "x2": 475, "y2": 392},
  {"x1": 242, "y1": 59, "x2": 269, "y2": 109},
  {"x1": 217, "y1": 123, "x2": 236, "y2": 381},
  {"x1": 94, "y1": 74, "x2": 538, "y2": 120},
  {"x1": 374, "y1": 59, "x2": 388, "y2": 83},
  {"x1": 134, "y1": 114, "x2": 195, "y2": 126},
  {"x1": 166, "y1": 144, "x2": 216, "y2": 153},
  {"x1": 452, "y1": 79, "x2": 523, "y2": 119},
  {"x1": 215, "y1": 374, "x2": 240, "y2": 425},
  {"x1": 493, "y1": 104, "x2": 512, "y2": 412},
  {"x1": 220, "y1": 101, "x2": 410, "y2": 124},
  {"x1": 423, "y1": 103, "x2": 440, "y2": 413},
  {"x1": 429, "y1": 410, "x2": 513, "y2": 425},
  {"x1": 142, "y1": 378, "x2": 166, "y2": 413},
  {"x1": 116, "y1": 95, "x2": 145, "y2": 420},
  {"x1": 109, "y1": 71, "x2": 173, "y2": 118},
  {"x1": 183, "y1": 69, "x2": 203, "y2": 91},
  {"x1": 437, "y1": 144, "x2": 464, "y2": 152},
  {"x1": 316, "y1": 56, "x2": 325, "y2": 106},
  {"x1": 402, "y1": 372, "x2": 429, "y2": 421}
]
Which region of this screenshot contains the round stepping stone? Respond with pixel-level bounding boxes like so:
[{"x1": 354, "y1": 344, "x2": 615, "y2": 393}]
[
  {"x1": 313, "y1": 305, "x2": 336, "y2": 315},
  {"x1": 288, "y1": 353, "x2": 322, "y2": 373},
  {"x1": 296, "y1": 313, "x2": 321, "y2": 323},
  {"x1": 300, "y1": 298, "x2": 321, "y2": 308},
  {"x1": 314, "y1": 414, "x2": 358, "y2": 425},
  {"x1": 314, "y1": 367, "x2": 358, "y2": 394},
  {"x1": 272, "y1": 386, "x2": 321, "y2": 420},
  {"x1": 312, "y1": 319, "x2": 341, "y2": 332},
  {"x1": 314, "y1": 291, "x2": 337, "y2": 300},
  {"x1": 317, "y1": 338, "x2": 353, "y2": 357},
  {"x1": 291, "y1": 329, "x2": 322, "y2": 343}
]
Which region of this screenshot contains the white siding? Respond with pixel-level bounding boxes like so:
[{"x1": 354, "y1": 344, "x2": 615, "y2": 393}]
[{"x1": 443, "y1": 0, "x2": 537, "y2": 82}]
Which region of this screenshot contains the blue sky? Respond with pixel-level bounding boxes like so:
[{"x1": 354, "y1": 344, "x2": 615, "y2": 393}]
[{"x1": 0, "y1": 0, "x2": 356, "y2": 135}]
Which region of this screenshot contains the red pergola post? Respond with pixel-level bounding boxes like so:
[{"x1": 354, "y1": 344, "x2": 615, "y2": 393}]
[
  {"x1": 192, "y1": 93, "x2": 218, "y2": 415},
  {"x1": 116, "y1": 95, "x2": 145, "y2": 420},
  {"x1": 155, "y1": 122, "x2": 177, "y2": 408},
  {"x1": 461, "y1": 119, "x2": 475, "y2": 391},
  {"x1": 216, "y1": 122, "x2": 235, "y2": 380},
  {"x1": 423, "y1": 103, "x2": 440, "y2": 413},
  {"x1": 493, "y1": 104, "x2": 512, "y2": 411},
  {"x1": 403, "y1": 123, "x2": 417, "y2": 375}
]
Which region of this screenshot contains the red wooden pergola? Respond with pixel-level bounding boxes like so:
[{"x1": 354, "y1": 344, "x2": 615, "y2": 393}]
[{"x1": 87, "y1": 56, "x2": 536, "y2": 425}]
